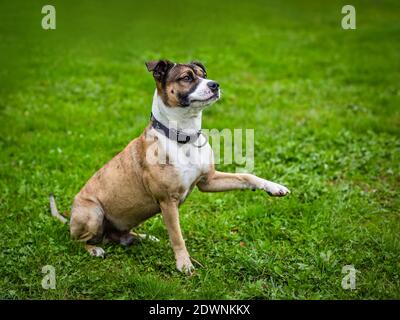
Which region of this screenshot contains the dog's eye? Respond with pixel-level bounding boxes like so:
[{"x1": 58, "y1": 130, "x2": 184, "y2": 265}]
[
  {"x1": 181, "y1": 75, "x2": 192, "y2": 82},
  {"x1": 203, "y1": 73, "x2": 207, "y2": 79}
]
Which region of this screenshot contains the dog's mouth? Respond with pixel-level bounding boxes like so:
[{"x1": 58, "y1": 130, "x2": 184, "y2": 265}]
[{"x1": 190, "y1": 91, "x2": 220, "y2": 104}]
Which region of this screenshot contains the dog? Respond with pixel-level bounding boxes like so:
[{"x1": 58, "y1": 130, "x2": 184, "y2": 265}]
[{"x1": 50, "y1": 60, "x2": 290, "y2": 275}]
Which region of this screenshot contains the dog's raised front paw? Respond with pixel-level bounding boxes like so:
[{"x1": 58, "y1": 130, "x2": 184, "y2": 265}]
[
  {"x1": 176, "y1": 255, "x2": 195, "y2": 276},
  {"x1": 263, "y1": 181, "x2": 290, "y2": 197}
]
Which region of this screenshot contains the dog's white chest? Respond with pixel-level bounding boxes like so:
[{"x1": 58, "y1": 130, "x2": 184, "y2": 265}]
[
  {"x1": 177, "y1": 143, "x2": 211, "y2": 189},
  {"x1": 154, "y1": 130, "x2": 213, "y2": 191}
]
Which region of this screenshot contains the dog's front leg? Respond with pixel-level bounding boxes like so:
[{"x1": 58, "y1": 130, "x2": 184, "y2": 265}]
[
  {"x1": 197, "y1": 171, "x2": 290, "y2": 196},
  {"x1": 160, "y1": 200, "x2": 194, "y2": 275}
]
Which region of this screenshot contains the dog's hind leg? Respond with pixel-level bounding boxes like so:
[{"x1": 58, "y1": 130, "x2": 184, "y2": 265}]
[
  {"x1": 104, "y1": 228, "x2": 159, "y2": 246},
  {"x1": 102, "y1": 218, "x2": 159, "y2": 246},
  {"x1": 104, "y1": 229, "x2": 139, "y2": 247},
  {"x1": 70, "y1": 198, "x2": 106, "y2": 258},
  {"x1": 101, "y1": 218, "x2": 138, "y2": 247}
]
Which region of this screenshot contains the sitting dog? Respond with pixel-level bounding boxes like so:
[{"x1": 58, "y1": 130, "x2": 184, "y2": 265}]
[{"x1": 50, "y1": 60, "x2": 290, "y2": 275}]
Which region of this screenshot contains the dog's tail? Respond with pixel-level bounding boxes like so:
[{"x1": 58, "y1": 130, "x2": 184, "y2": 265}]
[{"x1": 49, "y1": 194, "x2": 69, "y2": 224}]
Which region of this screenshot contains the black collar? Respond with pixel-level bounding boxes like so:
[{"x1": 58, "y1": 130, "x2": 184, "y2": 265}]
[{"x1": 150, "y1": 113, "x2": 201, "y2": 144}]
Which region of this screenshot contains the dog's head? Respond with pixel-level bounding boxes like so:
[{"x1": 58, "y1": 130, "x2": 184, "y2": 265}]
[{"x1": 145, "y1": 60, "x2": 220, "y2": 108}]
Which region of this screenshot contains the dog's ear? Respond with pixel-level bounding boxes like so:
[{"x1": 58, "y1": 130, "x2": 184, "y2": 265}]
[
  {"x1": 191, "y1": 61, "x2": 207, "y2": 75},
  {"x1": 145, "y1": 60, "x2": 174, "y2": 82}
]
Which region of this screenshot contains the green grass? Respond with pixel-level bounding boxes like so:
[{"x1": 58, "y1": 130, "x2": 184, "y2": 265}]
[{"x1": 0, "y1": 0, "x2": 399, "y2": 299}]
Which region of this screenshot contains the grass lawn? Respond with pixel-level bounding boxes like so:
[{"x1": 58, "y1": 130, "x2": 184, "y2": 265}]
[{"x1": 0, "y1": 0, "x2": 399, "y2": 299}]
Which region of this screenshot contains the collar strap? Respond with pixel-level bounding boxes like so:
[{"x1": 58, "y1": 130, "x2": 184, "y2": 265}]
[{"x1": 150, "y1": 113, "x2": 201, "y2": 144}]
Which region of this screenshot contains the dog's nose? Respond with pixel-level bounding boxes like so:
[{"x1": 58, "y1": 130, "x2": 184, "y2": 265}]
[{"x1": 207, "y1": 81, "x2": 219, "y2": 92}]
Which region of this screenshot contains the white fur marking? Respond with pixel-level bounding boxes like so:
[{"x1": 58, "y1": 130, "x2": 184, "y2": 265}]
[
  {"x1": 149, "y1": 89, "x2": 217, "y2": 201},
  {"x1": 90, "y1": 247, "x2": 105, "y2": 258}
]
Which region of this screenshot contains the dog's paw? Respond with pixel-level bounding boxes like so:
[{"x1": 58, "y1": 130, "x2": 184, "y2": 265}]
[
  {"x1": 176, "y1": 255, "x2": 195, "y2": 276},
  {"x1": 137, "y1": 233, "x2": 160, "y2": 242},
  {"x1": 147, "y1": 234, "x2": 160, "y2": 242},
  {"x1": 262, "y1": 181, "x2": 290, "y2": 197},
  {"x1": 89, "y1": 246, "x2": 105, "y2": 258},
  {"x1": 129, "y1": 232, "x2": 160, "y2": 243}
]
